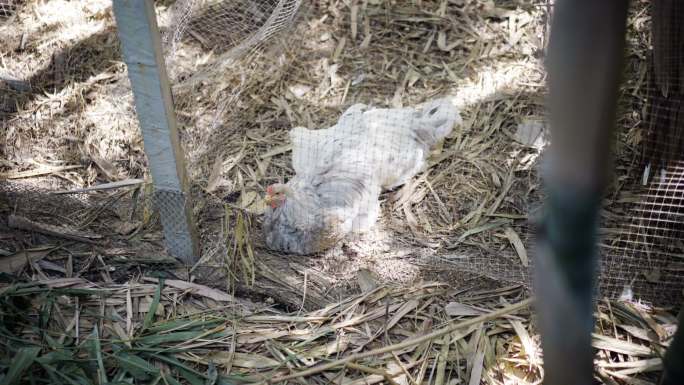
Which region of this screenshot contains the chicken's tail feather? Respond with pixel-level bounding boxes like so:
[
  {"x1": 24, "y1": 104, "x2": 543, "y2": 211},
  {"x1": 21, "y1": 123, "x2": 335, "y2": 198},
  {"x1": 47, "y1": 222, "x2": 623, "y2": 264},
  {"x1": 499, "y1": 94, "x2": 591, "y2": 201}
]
[{"x1": 290, "y1": 126, "x2": 329, "y2": 176}]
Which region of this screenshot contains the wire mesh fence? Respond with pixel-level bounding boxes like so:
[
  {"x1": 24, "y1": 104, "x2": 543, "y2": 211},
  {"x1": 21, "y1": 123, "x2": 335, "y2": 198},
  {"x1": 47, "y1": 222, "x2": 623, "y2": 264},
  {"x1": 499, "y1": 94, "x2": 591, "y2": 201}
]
[
  {"x1": 594, "y1": 1, "x2": 684, "y2": 305},
  {"x1": 167, "y1": 0, "x2": 302, "y2": 55},
  {"x1": 0, "y1": 0, "x2": 682, "y2": 309},
  {"x1": 0, "y1": 0, "x2": 20, "y2": 26}
]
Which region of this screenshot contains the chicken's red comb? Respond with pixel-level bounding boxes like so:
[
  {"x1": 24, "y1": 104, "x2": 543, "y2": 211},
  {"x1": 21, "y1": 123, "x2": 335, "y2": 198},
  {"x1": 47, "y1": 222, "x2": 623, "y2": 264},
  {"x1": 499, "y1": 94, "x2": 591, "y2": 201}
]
[{"x1": 266, "y1": 185, "x2": 273, "y2": 195}]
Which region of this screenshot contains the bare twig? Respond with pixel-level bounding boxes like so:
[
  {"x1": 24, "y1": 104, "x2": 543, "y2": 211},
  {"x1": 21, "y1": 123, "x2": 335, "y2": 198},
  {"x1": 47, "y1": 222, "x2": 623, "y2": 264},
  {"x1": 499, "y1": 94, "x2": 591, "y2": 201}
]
[
  {"x1": 8, "y1": 215, "x2": 102, "y2": 244},
  {"x1": 1, "y1": 165, "x2": 82, "y2": 179}
]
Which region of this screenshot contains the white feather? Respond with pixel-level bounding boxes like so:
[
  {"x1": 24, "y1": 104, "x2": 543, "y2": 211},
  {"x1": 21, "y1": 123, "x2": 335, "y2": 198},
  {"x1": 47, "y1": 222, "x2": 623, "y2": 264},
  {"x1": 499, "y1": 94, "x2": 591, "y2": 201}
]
[{"x1": 263, "y1": 98, "x2": 462, "y2": 254}]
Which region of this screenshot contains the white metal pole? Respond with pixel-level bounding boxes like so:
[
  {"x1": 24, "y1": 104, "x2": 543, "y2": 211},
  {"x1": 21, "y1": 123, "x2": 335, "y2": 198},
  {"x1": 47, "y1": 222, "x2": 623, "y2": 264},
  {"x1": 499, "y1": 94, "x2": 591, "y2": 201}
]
[{"x1": 112, "y1": 0, "x2": 199, "y2": 264}]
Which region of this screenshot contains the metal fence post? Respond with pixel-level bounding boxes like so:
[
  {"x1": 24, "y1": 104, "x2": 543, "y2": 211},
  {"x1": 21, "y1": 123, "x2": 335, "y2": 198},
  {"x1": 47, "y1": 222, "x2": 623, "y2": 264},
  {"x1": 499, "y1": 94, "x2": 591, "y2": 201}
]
[{"x1": 112, "y1": 0, "x2": 199, "y2": 264}]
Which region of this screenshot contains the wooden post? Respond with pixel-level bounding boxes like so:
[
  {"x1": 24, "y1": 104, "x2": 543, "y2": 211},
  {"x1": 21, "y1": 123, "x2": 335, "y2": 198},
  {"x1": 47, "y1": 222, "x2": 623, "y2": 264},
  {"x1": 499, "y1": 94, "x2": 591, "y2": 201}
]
[{"x1": 112, "y1": 0, "x2": 199, "y2": 264}]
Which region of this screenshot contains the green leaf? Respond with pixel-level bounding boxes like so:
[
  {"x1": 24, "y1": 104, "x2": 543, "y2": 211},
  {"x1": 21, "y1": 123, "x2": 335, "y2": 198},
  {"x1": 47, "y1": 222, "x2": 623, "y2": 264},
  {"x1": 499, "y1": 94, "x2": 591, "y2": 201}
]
[
  {"x1": 145, "y1": 319, "x2": 200, "y2": 333},
  {"x1": 136, "y1": 331, "x2": 210, "y2": 346},
  {"x1": 161, "y1": 373, "x2": 183, "y2": 385},
  {"x1": 216, "y1": 376, "x2": 239, "y2": 385},
  {"x1": 146, "y1": 319, "x2": 223, "y2": 333},
  {"x1": 110, "y1": 368, "x2": 129, "y2": 383},
  {"x1": 217, "y1": 376, "x2": 244, "y2": 385},
  {"x1": 88, "y1": 327, "x2": 107, "y2": 385},
  {"x1": 112, "y1": 352, "x2": 159, "y2": 381},
  {"x1": 205, "y1": 362, "x2": 218, "y2": 385},
  {"x1": 1, "y1": 346, "x2": 41, "y2": 385},
  {"x1": 43, "y1": 334, "x2": 63, "y2": 350},
  {"x1": 38, "y1": 363, "x2": 87, "y2": 385},
  {"x1": 35, "y1": 350, "x2": 74, "y2": 365},
  {"x1": 176, "y1": 368, "x2": 204, "y2": 385},
  {"x1": 38, "y1": 296, "x2": 54, "y2": 334},
  {"x1": 52, "y1": 288, "x2": 103, "y2": 297},
  {"x1": 38, "y1": 363, "x2": 65, "y2": 385},
  {"x1": 143, "y1": 280, "x2": 164, "y2": 331},
  {"x1": 144, "y1": 353, "x2": 207, "y2": 380},
  {"x1": 41, "y1": 364, "x2": 92, "y2": 385}
]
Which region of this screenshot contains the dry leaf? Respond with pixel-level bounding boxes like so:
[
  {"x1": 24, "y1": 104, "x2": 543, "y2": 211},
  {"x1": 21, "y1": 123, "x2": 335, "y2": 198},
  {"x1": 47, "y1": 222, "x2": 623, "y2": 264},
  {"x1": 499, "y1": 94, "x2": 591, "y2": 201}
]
[
  {"x1": 468, "y1": 349, "x2": 485, "y2": 385},
  {"x1": 247, "y1": 198, "x2": 268, "y2": 215},
  {"x1": 88, "y1": 143, "x2": 120, "y2": 180},
  {"x1": 350, "y1": 4, "x2": 359, "y2": 41},
  {"x1": 445, "y1": 302, "x2": 485, "y2": 317},
  {"x1": 403, "y1": 203, "x2": 420, "y2": 233},
  {"x1": 504, "y1": 226, "x2": 528, "y2": 267},
  {"x1": 386, "y1": 362, "x2": 409, "y2": 385},
  {"x1": 260, "y1": 144, "x2": 292, "y2": 159},
  {"x1": 0, "y1": 246, "x2": 55, "y2": 273},
  {"x1": 592, "y1": 333, "x2": 653, "y2": 356},
  {"x1": 8, "y1": 215, "x2": 102, "y2": 243},
  {"x1": 514, "y1": 120, "x2": 547, "y2": 150},
  {"x1": 161, "y1": 279, "x2": 234, "y2": 302},
  {"x1": 239, "y1": 191, "x2": 257, "y2": 208},
  {"x1": 207, "y1": 352, "x2": 280, "y2": 369},
  {"x1": 510, "y1": 319, "x2": 539, "y2": 365},
  {"x1": 114, "y1": 221, "x2": 140, "y2": 235},
  {"x1": 139, "y1": 297, "x2": 165, "y2": 316},
  {"x1": 206, "y1": 154, "x2": 225, "y2": 193},
  {"x1": 53, "y1": 178, "x2": 143, "y2": 194},
  {"x1": 39, "y1": 278, "x2": 91, "y2": 288},
  {"x1": 333, "y1": 37, "x2": 346, "y2": 62},
  {"x1": 387, "y1": 299, "x2": 420, "y2": 331},
  {"x1": 357, "y1": 268, "x2": 378, "y2": 293},
  {"x1": 307, "y1": 335, "x2": 350, "y2": 358},
  {"x1": 437, "y1": 30, "x2": 459, "y2": 51},
  {"x1": 237, "y1": 190, "x2": 267, "y2": 215},
  {"x1": 237, "y1": 330, "x2": 290, "y2": 344},
  {"x1": 619, "y1": 325, "x2": 658, "y2": 343},
  {"x1": 288, "y1": 84, "x2": 311, "y2": 99},
  {"x1": 0, "y1": 165, "x2": 82, "y2": 180}
]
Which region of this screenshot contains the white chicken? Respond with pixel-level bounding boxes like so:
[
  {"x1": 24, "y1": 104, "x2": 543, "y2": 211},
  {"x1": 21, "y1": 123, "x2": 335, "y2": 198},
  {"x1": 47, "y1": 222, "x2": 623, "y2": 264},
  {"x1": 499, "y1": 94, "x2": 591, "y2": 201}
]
[{"x1": 262, "y1": 98, "x2": 462, "y2": 255}]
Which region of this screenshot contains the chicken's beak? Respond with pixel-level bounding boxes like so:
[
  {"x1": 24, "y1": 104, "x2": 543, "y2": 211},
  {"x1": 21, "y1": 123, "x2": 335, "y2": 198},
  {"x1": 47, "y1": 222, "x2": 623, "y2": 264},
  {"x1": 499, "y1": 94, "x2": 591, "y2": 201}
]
[
  {"x1": 265, "y1": 184, "x2": 288, "y2": 209},
  {"x1": 265, "y1": 193, "x2": 281, "y2": 209},
  {"x1": 264, "y1": 194, "x2": 274, "y2": 207}
]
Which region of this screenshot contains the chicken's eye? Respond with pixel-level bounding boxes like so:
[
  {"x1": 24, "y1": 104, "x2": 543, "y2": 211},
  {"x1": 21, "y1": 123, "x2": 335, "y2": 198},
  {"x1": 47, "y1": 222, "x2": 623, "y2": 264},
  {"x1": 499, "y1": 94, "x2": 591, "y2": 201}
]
[{"x1": 429, "y1": 107, "x2": 439, "y2": 115}]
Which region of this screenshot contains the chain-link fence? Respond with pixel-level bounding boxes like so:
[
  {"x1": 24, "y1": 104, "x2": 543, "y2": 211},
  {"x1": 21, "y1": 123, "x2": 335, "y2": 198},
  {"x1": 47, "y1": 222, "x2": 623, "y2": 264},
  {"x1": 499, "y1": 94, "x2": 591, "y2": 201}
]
[{"x1": 0, "y1": 0, "x2": 20, "y2": 26}]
